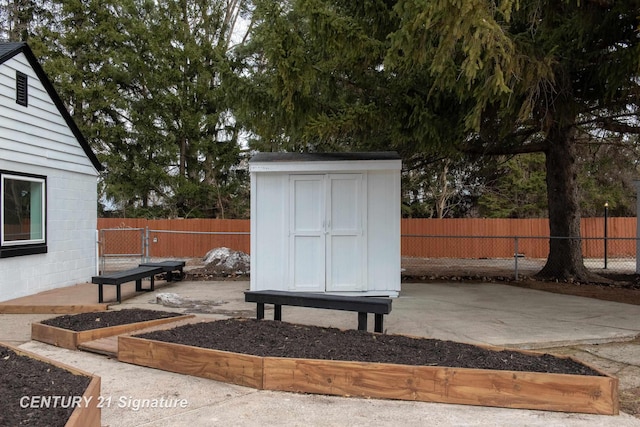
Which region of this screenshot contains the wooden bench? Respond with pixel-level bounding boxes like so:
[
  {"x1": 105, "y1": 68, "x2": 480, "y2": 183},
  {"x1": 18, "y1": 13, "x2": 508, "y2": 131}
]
[
  {"x1": 139, "y1": 260, "x2": 186, "y2": 282},
  {"x1": 244, "y1": 290, "x2": 392, "y2": 333},
  {"x1": 92, "y1": 265, "x2": 164, "y2": 303}
]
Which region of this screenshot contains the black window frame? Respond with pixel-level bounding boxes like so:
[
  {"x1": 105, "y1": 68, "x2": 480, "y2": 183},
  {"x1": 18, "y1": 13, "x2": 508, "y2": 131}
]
[{"x1": 0, "y1": 171, "x2": 47, "y2": 258}]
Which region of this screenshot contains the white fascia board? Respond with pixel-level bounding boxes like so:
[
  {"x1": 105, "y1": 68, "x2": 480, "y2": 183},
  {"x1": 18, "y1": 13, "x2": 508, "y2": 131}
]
[{"x1": 249, "y1": 159, "x2": 402, "y2": 173}]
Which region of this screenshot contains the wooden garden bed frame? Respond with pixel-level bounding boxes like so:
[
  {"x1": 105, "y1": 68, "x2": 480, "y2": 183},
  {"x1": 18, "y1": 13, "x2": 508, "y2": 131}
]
[
  {"x1": 31, "y1": 313, "x2": 195, "y2": 349},
  {"x1": 117, "y1": 334, "x2": 619, "y2": 415},
  {"x1": 1, "y1": 342, "x2": 101, "y2": 427}
]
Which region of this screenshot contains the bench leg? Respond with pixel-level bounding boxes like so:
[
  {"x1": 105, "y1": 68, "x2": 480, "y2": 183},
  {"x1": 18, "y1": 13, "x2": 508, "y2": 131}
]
[
  {"x1": 256, "y1": 303, "x2": 265, "y2": 320},
  {"x1": 374, "y1": 314, "x2": 384, "y2": 333},
  {"x1": 358, "y1": 312, "x2": 367, "y2": 331},
  {"x1": 135, "y1": 276, "x2": 155, "y2": 292},
  {"x1": 166, "y1": 269, "x2": 183, "y2": 282},
  {"x1": 116, "y1": 285, "x2": 121, "y2": 304},
  {"x1": 274, "y1": 305, "x2": 282, "y2": 321},
  {"x1": 98, "y1": 285, "x2": 104, "y2": 303}
]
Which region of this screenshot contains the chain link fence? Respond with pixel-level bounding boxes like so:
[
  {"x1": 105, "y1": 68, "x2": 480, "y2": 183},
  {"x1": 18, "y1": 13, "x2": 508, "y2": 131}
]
[
  {"x1": 97, "y1": 227, "x2": 250, "y2": 273},
  {"x1": 98, "y1": 228, "x2": 146, "y2": 273},
  {"x1": 98, "y1": 227, "x2": 637, "y2": 278},
  {"x1": 401, "y1": 235, "x2": 636, "y2": 279}
]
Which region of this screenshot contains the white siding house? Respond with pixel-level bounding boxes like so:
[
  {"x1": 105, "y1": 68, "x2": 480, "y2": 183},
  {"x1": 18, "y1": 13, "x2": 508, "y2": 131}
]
[
  {"x1": 0, "y1": 42, "x2": 102, "y2": 302},
  {"x1": 250, "y1": 152, "x2": 402, "y2": 297}
]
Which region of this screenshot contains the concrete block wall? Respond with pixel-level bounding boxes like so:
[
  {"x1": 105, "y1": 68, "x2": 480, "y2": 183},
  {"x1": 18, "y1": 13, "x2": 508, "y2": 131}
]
[{"x1": 0, "y1": 163, "x2": 97, "y2": 302}]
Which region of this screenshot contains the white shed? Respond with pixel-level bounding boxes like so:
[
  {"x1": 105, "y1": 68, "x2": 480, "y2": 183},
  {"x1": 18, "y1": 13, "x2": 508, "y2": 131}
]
[
  {"x1": 250, "y1": 152, "x2": 402, "y2": 297},
  {"x1": 0, "y1": 42, "x2": 102, "y2": 302}
]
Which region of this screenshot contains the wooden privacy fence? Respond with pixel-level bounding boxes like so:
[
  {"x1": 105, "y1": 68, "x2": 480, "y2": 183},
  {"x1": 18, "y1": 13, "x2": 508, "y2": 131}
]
[
  {"x1": 98, "y1": 218, "x2": 250, "y2": 259},
  {"x1": 401, "y1": 218, "x2": 636, "y2": 259},
  {"x1": 97, "y1": 217, "x2": 637, "y2": 259}
]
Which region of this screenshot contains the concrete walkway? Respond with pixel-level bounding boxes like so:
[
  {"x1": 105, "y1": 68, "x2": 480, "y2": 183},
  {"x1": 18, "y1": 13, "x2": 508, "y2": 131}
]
[{"x1": 3, "y1": 280, "x2": 640, "y2": 426}]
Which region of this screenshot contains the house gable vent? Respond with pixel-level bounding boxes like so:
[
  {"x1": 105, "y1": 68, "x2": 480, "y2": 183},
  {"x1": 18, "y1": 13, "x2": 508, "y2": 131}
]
[{"x1": 16, "y1": 71, "x2": 28, "y2": 107}]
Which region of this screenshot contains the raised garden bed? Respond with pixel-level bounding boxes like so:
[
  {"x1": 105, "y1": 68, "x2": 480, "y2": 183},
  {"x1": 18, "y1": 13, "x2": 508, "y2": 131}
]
[
  {"x1": 0, "y1": 342, "x2": 101, "y2": 427},
  {"x1": 32, "y1": 309, "x2": 193, "y2": 350},
  {"x1": 118, "y1": 319, "x2": 619, "y2": 415}
]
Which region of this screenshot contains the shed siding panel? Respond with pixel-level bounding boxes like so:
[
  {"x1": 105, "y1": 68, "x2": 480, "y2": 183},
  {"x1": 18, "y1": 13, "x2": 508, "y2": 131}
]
[
  {"x1": 367, "y1": 171, "x2": 401, "y2": 292},
  {"x1": 251, "y1": 174, "x2": 287, "y2": 291}
]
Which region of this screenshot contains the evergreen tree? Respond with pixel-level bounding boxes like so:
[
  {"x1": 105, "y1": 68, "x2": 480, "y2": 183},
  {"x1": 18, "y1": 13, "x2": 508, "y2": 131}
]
[
  {"x1": 243, "y1": 0, "x2": 640, "y2": 281},
  {"x1": 237, "y1": 0, "x2": 468, "y2": 155},
  {"x1": 237, "y1": 0, "x2": 475, "y2": 219},
  {"x1": 28, "y1": 0, "x2": 142, "y2": 213},
  {"x1": 26, "y1": 0, "x2": 252, "y2": 218},
  {"x1": 388, "y1": 0, "x2": 640, "y2": 281},
  {"x1": 477, "y1": 154, "x2": 548, "y2": 218},
  {"x1": 577, "y1": 135, "x2": 640, "y2": 217},
  {"x1": 0, "y1": 0, "x2": 48, "y2": 41}
]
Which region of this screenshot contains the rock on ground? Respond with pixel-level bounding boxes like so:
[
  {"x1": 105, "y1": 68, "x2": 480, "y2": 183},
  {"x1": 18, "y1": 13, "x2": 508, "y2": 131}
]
[{"x1": 202, "y1": 247, "x2": 250, "y2": 276}]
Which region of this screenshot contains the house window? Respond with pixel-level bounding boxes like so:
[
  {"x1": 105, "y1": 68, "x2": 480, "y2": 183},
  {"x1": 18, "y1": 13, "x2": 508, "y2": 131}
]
[
  {"x1": 16, "y1": 71, "x2": 28, "y2": 107},
  {"x1": 1, "y1": 172, "x2": 47, "y2": 258}
]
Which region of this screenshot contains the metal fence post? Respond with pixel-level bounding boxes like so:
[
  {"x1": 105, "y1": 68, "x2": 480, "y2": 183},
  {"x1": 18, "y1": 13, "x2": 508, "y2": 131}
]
[
  {"x1": 99, "y1": 229, "x2": 104, "y2": 274},
  {"x1": 604, "y1": 202, "x2": 608, "y2": 269},
  {"x1": 514, "y1": 236, "x2": 519, "y2": 280},
  {"x1": 144, "y1": 227, "x2": 150, "y2": 263}
]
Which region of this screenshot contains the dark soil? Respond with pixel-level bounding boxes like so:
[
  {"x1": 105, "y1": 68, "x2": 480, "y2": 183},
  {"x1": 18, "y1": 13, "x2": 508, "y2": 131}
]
[
  {"x1": 0, "y1": 345, "x2": 91, "y2": 427},
  {"x1": 502, "y1": 273, "x2": 640, "y2": 306},
  {"x1": 40, "y1": 309, "x2": 182, "y2": 331},
  {"x1": 25, "y1": 308, "x2": 603, "y2": 376},
  {"x1": 404, "y1": 272, "x2": 640, "y2": 306},
  {"x1": 186, "y1": 267, "x2": 248, "y2": 281},
  {"x1": 16, "y1": 269, "x2": 639, "y2": 423},
  {"x1": 136, "y1": 318, "x2": 602, "y2": 376}
]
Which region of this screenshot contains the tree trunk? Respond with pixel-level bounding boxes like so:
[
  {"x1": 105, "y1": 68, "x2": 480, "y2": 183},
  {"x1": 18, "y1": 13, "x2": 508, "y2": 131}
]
[
  {"x1": 536, "y1": 123, "x2": 599, "y2": 281},
  {"x1": 179, "y1": 137, "x2": 187, "y2": 178},
  {"x1": 434, "y1": 159, "x2": 450, "y2": 219}
]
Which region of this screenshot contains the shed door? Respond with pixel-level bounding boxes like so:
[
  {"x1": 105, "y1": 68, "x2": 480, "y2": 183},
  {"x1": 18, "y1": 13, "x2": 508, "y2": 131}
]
[
  {"x1": 289, "y1": 175, "x2": 326, "y2": 291},
  {"x1": 289, "y1": 174, "x2": 365, "y2": 292},
  {"x1": 326, "y1": 174, "x2": 365, "y2": 291}
]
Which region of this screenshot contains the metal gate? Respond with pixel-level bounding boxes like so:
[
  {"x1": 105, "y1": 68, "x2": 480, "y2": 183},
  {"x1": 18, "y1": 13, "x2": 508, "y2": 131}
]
[{"x1": 98, "y1": 228, "x2": 146, "y2": 273}]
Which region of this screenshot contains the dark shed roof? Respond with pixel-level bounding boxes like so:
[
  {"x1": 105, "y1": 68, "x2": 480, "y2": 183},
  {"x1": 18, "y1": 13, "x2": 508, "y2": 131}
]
[
  {"x1": 0, "y1": 42, "x2": 26, "y2": 58},
  {"x1": 250, "y1": 152, "x2": 400, "y2": 163},
  {"x1": 0, "y1": 42, "x2": 103, "y2": 172}
]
